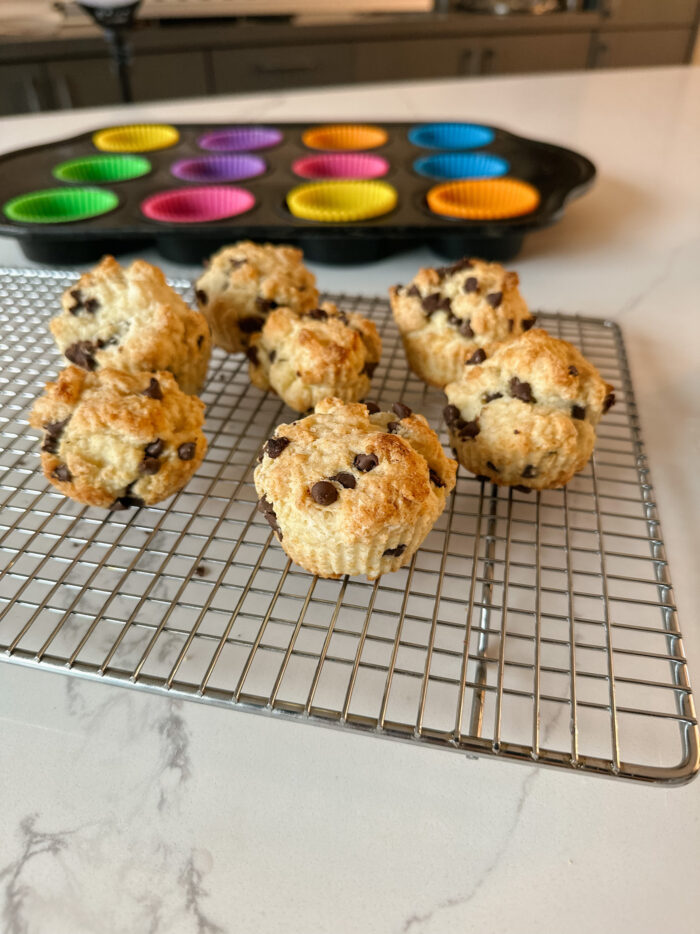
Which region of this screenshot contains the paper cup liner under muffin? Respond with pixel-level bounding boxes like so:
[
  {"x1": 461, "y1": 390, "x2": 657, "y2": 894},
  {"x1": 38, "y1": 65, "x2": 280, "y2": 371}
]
[
  {"x1": 408, "y1": 122, "x2": 495, "y2": 150},
  {"x1": 93, "y1": 124, "x2": 179, "y2": 153},
  {"x1": 291, "y1": 152, "x2": 390, "y2": 180},
  {"x1": 286, "y1": 180, "x2": 397, "y2": 222},
  {"x1": 170, "y1": 154, "x2": 266, "y2": 183},
  {"x1": 141, "y1": 186, "x2": 255, "y2": 223},
  {"x1": 3, "y1": 187, "x2": 119, "y2": 224},
  {"x1": 413, "y1": 151, "x2": 509, "y2": 181},
  {"x1": 52, "y1": 154, "x2": 151, "y2": 184},
  {"x1": 302, "y1": 124, "x2": 388, "y2": 151},
  {"x1": 197, "y1": 126, "x2": 282, "y2": 152},
  {"x1": 427, "y1": 178, "x2": 540, "y2": 220}
]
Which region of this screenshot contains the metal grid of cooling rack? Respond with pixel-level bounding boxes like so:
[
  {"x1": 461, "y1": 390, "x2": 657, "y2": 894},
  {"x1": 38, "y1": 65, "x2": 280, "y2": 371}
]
[{"x1": 0, "y1": 267, "x2": 697, "y2": 784}]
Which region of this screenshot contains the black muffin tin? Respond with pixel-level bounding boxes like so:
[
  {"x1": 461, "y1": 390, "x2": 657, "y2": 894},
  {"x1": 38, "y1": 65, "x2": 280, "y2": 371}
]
[{"x1": 0, "y1": 122, "x2": 595, "y2": 266}]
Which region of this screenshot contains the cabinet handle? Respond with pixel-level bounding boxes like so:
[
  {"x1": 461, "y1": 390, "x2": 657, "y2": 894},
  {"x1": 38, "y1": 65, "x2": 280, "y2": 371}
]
[
  {"x1": 458, "y1": 49, "x2": 476, "y2": 75},
  {"x1": 56, "y1": 74, "x2": 75, "y2": 109},
  {"x1": 25, "y1": 76, "x2": 43, "y2": 112},
  {"x1": 591, "y1": 40, "x2": 609, "y2": 68},
  {"x1": 481, "y1": 48, "x2": 495, "y2": 74}
]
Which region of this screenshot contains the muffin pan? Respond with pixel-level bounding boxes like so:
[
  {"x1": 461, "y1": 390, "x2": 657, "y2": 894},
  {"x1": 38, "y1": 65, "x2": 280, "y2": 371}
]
[{"x1": 0, "y1": 121, "x2": 595, "y2": 265}]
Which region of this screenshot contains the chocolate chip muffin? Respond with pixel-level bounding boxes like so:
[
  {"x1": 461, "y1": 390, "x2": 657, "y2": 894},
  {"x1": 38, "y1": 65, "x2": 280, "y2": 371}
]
[
  {"x1": 49, "y1": 256, "x2": 211, "y2": 395},
  {"x1": 389, "y1": 257, "x2": 534, "y2": 389},
  {"x1": 194, "y1": 241, "x2": 319, "y2": 354},
  {"x1": 443, "y1": 329, "x2": 615, "y2": 490},
  {"x1": 247, "y1": 302, "x2": 382, "y2": 413},
  {"x1": 254, "y1": 396, "x2": 456, "y2": 579},
  {"x1": 30, "y1": 366, "x2": 207, "y2": 510}
]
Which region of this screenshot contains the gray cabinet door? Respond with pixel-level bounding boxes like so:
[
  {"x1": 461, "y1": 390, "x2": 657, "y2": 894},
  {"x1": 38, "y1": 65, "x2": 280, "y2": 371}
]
[
  {"x1": 591, "y1": 28, "x2": 693, "y2": 67},
  {"x1": 479, "y1": 32, "x2": 591, "y2": 75},
  {"x1": 212, "y1": 43, "x2": 355, "y2": 94},
  {"x1": 355, "y1": 38, "x2": 484, "y2": 82},
  {"x1": 601, "y1": 0, "x2": 698, "y2": 25},
  {"x1": 45, "y1": 58, "x2": 120, "y2": 109},
  {"x1": 131, "y1": 52, "x2": 209, "y2": 102},
  {"x1": 0, "y1": 63, "x2": 52, "y2": 116}
]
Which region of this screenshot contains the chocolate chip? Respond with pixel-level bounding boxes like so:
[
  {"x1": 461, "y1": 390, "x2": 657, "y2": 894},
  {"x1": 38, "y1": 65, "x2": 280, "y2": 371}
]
[
  {"x1": 603, "y1": 392, "x2": 616, "y2": 413},
  {"x1": 51, "y1": 464, "x2": 72, "y2": 482},
  {"x1": 257, "y1": 495, "x2": 282, "y2": 537},
  {"x1": 448, "y1": 257, "x2": 474, "y2": 274},
  {"x1": 463, "y1": 277, "x2": 478, "y2": 294},
  {"x1": 482, "y1": 392, "x2": 503, "y2": 404},
  {"x1": 197, "y1": 335, "x2": 204, "y2": 349},
  {"x1": 514, "y1": 430, "x2": 520, "y2": 435},
  {"x1": 429, "y1": 468, "x2": 444, "y2": 488},
  {"x1": 178, "y1": 442, "x2": 196, "y2": 461},
  {"x1": 513, "y1": 485, "x2": 533, "y2": 494},
  {"x1": 195, "y1": 565, "x2": 208, "y2": 577},
  {"x1": 255, "y1": 298, "x2": 278, "y2": 314},
  {"x1": 522, "y1": 317, "x2": 536, "y2": 331},
  {"x1": 459, "y1": 319, "x2": 475, "y2": 338},
  {"x1": 246, "y1": 346, "x2": 259, "y2": 366},
  {"x1": 459, "y1": 419, "x2": 480, "y2": 440},
  {"x1": 240, "y1": 316, "x2": 264, "y2": 334},
  {"x1": 572, "y1": 405, "x2": 586, "y2": 420},
  {"x1": 68, "y1": 288, "x2": 83, "y2": 313},
  {"x1": 353, "y1": 452, "x2": 378, "y2": 472},
  {"x1": 112, "y1": 495, "x2": 144, "y2": 510},
  {"x1": 363, "y1": 400, "x2": 380, "y2": 415},
  {"x1": 84, "y1": 298, "x2": 100, "y2": 314},
  {"x1": 387, "y1": 422, "x2": 400, "y2": 434},
  {"x1": 331, "y1": 472, "x2": 356, "y2": 489},
  {"x1": 393, "y1": 283, "x2": 403, "y2": 291},
  {"x1": 486, "y1": 292, "x2": 503, "y2": 308},
  {"x1": 568, "y1": 365, "x2": 579, "y2": 377},
  {"x1": 195, "y1": 289, "x2": 207, "y2": 306},
  {"x1": 443, "y1": 405, "x2": 461, "y2": 427},
  {"x1": 145, "y1": 439, "x2": 164, "y2": 458},
  {"x1": 422, "y1": 293, "x2": 451, "y2": 315},
  {"x1": 42, "y1": 417, "x2": 69, "y2": 454},
  {"x1": 509, "y1": 377, "x2": 534, "y2": 403},
  {"x1": 269, "y1": 349, "x2": 276, "y2": 363},
  {"x1": 363, "y1": 361, "x2": 378, "y2": 378},
  {"x1": 475, "y1": 475, "x2": 490, "y2": 482},
  {"x1": 307, "y1": 307, "x2": 328, "y2": 320},
  {"x1": 486, "y1": 461, "x2": 499, "y2": 473},
  {"x1": 142, "y1": 377, "x2": 162, "y2": 400},
  {"x1": 139, "y1": 457, "x2": 161, "y2": 475},
  {"x1": 392, "y1": 402, "x2": 412, "y2": 419},
  {"x1": 383, "y1": 544, "x2": 406, "y2": 557},
  {"x1": 407, "y1": 285, "x2": 420, "y2": 298},
  {"x1": 521, "y1": 465, "x2": 537, "y2": 478},
  {"x1": 466, "y1": 348, "x2": 486, "y2": 366},
  {"x1": 65, "y1": 340, "x2": 97, "y2": 371},
  {"x1": 310, "y1": 480, "x2": 338, "y2": 505},
  {"x1": 264, "y1": 436, "x2": 290, "y2": 459}
]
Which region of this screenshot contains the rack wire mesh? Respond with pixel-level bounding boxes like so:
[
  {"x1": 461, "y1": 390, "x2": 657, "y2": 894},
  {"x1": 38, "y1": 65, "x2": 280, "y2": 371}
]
[{"x1": 0, "y1": 267, "x2": 697, "y2": 784}]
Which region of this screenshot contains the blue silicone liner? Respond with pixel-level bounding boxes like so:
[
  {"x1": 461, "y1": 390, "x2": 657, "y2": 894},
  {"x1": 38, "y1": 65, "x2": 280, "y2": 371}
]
[
  {"x1": 413, "y1": 151, "x2": 509, "y2": 181},
  {"x1": 408, "y1": 122, "x2": 495, "y2": 150}
]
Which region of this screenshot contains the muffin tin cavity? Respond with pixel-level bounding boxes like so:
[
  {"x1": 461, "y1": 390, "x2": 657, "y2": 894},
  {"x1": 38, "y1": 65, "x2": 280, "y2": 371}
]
[
  {"x1": 302, "y1": 124, "x2": 388, "y2": 151},
  {"x1": 409, "y1": 122, "x2": 495, "y2": 150},
  {"x1": 197, "y1": 127, "x2": 282, "y2": 152},
  {"x1": 292, "y1": 153, "x2": 390, "y2": 180},
  {"x1": 413, "y1": 152, "x2": 509, "y2": 181},
  {"x1": 141, "y1": 186, "x2": 255, "y2": 224},
  {"x1": 93, "y1": 124, "x2": 179, "y2": 153},
  {"x1": 287, "y1": 180, "x2": 398, "y2": 222},
  {"x1": 53, "y1": 154, "x2": 151, "y2": 184},
  {"x1": 427, "y1": 178, "x2": 540, "y2": 220},
  {"x1": 3, "y1": 187, "x2": 119, "y2": 224},
  {"x1": 171, "y1": 154, "x2": 266, "y2": 183}
]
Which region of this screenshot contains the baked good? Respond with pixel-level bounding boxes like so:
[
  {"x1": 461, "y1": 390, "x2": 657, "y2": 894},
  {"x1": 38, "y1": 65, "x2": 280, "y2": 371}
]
[
  {"x1": 443, "y1": 328, "x2": 615, "y2": 490},
  {"x1": 194, "y1": 241, "x2": 319, "y2": 353},
  {"x1": 49, "y1": 255, "x2": 211, "y2": 395},
  {"x1": 389, "y1": 256, "x2": 534, "y2": 388},
  {"x1": 247, "y1": 302, "x2": 382, "y2": 413},
  {"x1": 30, "y1": 366, "x2": 207, "y2": 509},
  {"x1": 253, "y1": 396, "x2": 457, "y2": 579}
]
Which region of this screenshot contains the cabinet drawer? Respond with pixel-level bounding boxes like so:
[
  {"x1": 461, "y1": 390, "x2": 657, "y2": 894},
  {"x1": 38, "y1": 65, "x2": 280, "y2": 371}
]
[
  {"x1": 601, "y1": 0, "x2": 698, "y2": 25},
  {"x1": 592, "y1": 29, "x2": 692, "y2": 67},
  {"x1": 356, "y1": 39, "x2": 484, "y2": 81},
  {"x1": 212, "y1": 43, "x2": 355, "y2": 94},
  {"x1": 480, "y1": 32, "x2": 591, "y2": 75},
  {"x1": 132, "y1": 52, "x2": 209, "y2": 102}
]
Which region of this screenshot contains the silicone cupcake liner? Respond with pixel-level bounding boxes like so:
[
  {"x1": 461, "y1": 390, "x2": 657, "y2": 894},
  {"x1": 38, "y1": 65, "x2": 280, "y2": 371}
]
[
  {"x1": 3, "y1": 187, "x2": 119, "y2": 224},
  {"x1": 141, "y1": 186, "x2": 256, "y2": 223},
  {"x1": 292, "y1": 152, "x2": 390, "y2": 180},
  {"x1": 302, "y1": 124, "x2": 388, "y2": 152},
  {"x1": 93, "y1": 124, "x2": 179, "y2": 153},
  {"x1": 53, "y1": 154, "x2": 151, "y2": 184},
  {"x1": 286, "y1": 181, "x2": 398, "y2": 223},
  {"x1": 197, "y1": 127, "x2": 282, "y2": 152},
  {"x1": 413, "y1": 152, "x2": 509, "y2": 181},
  {"x1": 427, "y1": 178, "x2": 541, "y2": 221},
  {"x1": 409, "y1": 122, "x2": 495, "y2": 150},
  {"x1": 170, "y1": 154, "x2": 266, "y2": 183}
]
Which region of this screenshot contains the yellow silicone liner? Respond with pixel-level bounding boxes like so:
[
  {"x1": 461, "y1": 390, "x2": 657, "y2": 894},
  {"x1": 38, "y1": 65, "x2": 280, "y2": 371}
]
[
  {"x1": 302, "y1": 124, "x2": 388, "y2": 152},
  {"x1": 427, "y1": 178, "x2": 540, "y2": 220},
  {"x1": 93, "y1": 124, "x2": 180, "y2": 153},
  {"x1": 286, "y1": 181, "x2": 398, "y2": 223}
]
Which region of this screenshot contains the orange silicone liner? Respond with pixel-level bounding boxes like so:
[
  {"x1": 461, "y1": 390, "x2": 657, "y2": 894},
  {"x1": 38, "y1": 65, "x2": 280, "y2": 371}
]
[
  {"x1": 302, "y1": 124, "x2": 388, "y2": 152},
  {"x1": 427, "y1": 178, "x2": 541, "y2": 221}
]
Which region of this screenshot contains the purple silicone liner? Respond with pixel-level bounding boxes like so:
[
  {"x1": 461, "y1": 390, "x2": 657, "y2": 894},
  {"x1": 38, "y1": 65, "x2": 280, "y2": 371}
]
[
  {"x1": 197, "y1": 126, "x2": 283, "y2": 153},
  {"x1": 171, "y1": 154, "x2": 266, "y2": 183},
  {"x1": 292, "y1": 152, "x2": 390, "y2": 180},
  {"x1": 141, "y1": 186, "x2": 256, "y2": 224}
]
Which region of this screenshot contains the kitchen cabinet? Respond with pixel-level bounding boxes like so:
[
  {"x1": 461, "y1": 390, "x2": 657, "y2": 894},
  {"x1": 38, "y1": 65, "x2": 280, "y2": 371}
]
[
  {"x1": 590, "y1": 28, "x2": 694, "y2": 68},
  {"x1": 478, "y1": 32, "x2": 591, "y2": 74},
  {"x1": 0, "y1": 63, "x2": 52, "y2": 115},
  {"x1": 45, "y1": 57, "x2": 120, "y2": 109},
  {"x1": 601, "y1": 0, "x2": 698, "y2": 26},
  {"x1": 212, "y1": 43, "x2": 355, "y2": 94}
]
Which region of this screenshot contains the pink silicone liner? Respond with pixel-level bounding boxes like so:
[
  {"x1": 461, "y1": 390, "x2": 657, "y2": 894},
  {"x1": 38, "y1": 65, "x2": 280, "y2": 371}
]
[
  {"x1": 141, "y1": 186, "x2": 255, "y2": 223},
  {"x1": 292, "y1": 152, "x2": 390, "y2": 180}
]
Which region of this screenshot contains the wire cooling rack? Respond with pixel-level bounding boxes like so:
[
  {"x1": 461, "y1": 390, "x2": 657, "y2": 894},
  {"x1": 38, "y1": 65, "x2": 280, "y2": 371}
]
[{"x1": 0, "y1": 267, "x2": 697, "y2": 784}]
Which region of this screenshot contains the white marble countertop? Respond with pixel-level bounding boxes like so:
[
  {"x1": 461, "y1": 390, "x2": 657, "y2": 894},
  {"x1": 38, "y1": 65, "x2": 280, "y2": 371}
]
[{"x1": 1, "y1": 67, "x2": 699, "y2": 933}]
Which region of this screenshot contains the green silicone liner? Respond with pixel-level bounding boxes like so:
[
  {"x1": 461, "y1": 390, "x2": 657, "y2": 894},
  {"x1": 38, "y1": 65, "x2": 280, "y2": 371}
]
[
  {"x1": 3, "y1": 187, "x2": 119, "y2": 224},
  {"x1": 53, "y1": 154, "x2": 151, "y2": 184}
]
